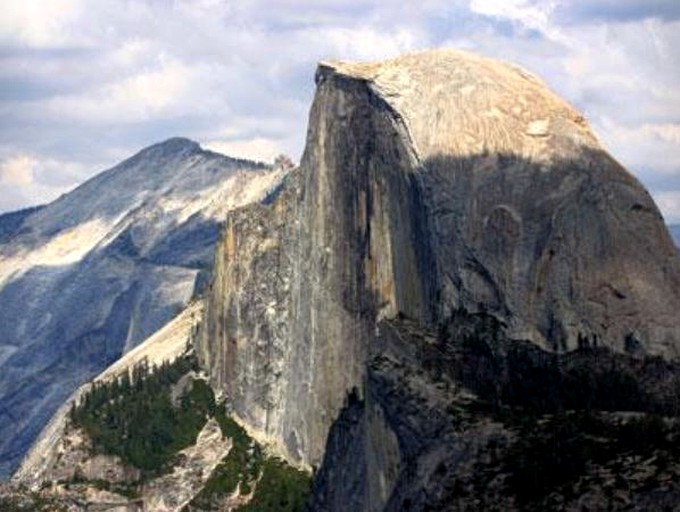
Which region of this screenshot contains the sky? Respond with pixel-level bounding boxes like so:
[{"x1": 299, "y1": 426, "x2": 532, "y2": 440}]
[{"x1": 1, "y1": 0, "x2": 679, "y2": 222}]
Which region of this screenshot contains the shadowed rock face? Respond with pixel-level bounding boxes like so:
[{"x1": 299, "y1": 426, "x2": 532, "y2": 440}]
[{"x1": 197, "y1": 49, "x2": 680, "y2": 475}]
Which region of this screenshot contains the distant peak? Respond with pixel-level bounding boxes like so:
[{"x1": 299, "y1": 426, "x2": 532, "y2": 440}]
[
  {"x1": 127, "y1": 137, "x2": 202, "y2": 164},
  {"x1": 151, "y1": 137, "x2": 201, "y2": 151}
]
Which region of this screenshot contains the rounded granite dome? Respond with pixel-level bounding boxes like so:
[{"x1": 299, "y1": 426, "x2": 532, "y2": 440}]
[{"x1": 320, "y1": 48, "x2": 599, "y2": 163}]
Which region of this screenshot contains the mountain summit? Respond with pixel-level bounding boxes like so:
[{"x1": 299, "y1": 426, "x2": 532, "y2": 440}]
[
  {"x1": 5, "y1": 50, "x2": 680, "y2": 510},
  {"x1": 0, "y1": 139, "x2": 285, "y2": 477},
  {"x1": 195, "y1": 48, "x2": 680, "y2": 499}
]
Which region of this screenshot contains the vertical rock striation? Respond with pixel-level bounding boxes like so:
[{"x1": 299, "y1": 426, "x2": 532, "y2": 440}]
[{"x1": 198, "y1": 49, "x2": 680, "y2": 476}]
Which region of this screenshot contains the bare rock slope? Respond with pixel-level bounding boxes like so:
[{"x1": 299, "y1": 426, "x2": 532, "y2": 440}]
[
  {"x1": 197, "y1": 47, "x2": 680, "y2": 481},
  {"x1": 13, "y1": 301, "x2": 203, "y2": 486},
  {"x1": 0, "y1": 138, "x2": 285, "y2": 477}
]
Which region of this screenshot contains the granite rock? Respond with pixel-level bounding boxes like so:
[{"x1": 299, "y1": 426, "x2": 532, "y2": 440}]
[{"x1": 197, "y1": 49, "x2": 680, "y2": 479}]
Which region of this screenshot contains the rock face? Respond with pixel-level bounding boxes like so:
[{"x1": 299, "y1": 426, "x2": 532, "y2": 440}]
[
  {"x1": 13, "y1": 301, "x2": 203, "y2": 486},
  {"x1": 197, "y1": 47, "x2": 680, "y2": 479},
  {"x1": 0, "y1": 138, "x2": 285, "y2": 477},
  {"x1": 308, "y1": 316, "x2": 680, "y2": 511}
]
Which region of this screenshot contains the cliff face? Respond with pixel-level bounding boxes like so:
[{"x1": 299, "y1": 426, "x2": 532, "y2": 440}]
[
  {"x1": 308, "y1": 315, "x2": 680, "y2": 511},
  {"x1": 198, "y1": 63, "x2": 438, "y2": 468},
  {"x1": 198, "y1": 48, "x2": 680, "y2": 476},
  {"x1": 13, "y1": 301, "x2": 203, "y2": 486},
  {"x1": 328, "y1": 50, "x2": 679, "y2": 355},
  {"x1": 0, "y1": 138, "x2": 285, "y2": 478},
  {"x1": 10, "y1": 292, "x2": 313, "y2": 511}
]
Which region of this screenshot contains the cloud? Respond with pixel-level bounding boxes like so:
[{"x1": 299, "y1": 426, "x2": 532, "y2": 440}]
[
  {"x1": 43, "y1": 56, "x2": 195, "y2": 124},
  {"x1": 0, "y1": 0, "x2": 84, "y2": 49},
  {"x1": 654, "y1": 191, "x2": 680, "y2": 223},
  {"x1": 0, "y1": 155, "x2": 36, "y2": 187},
  {"x1": 553, "y1": 0, "x2": 680, "y2": 24},
  {"x1": 203, "y1": 137, "x2": 284, "y2": 164},
  {"x1": 0, "y1": 0, "x2": 678, "y2": 225},
  {"x1": 469, "y1": 0, "x2": 559, "y2": 36},
  {"x1": 642, "y1": 123, "x2": 680, "y2": 144},
  {"x1": 595, "y1": 118, "x2": 680, "y2": 174},
  {"x1": 0, "y1": 154, "x2": 88, "y2": 211},
  {"x1": 320, "y1": 26, "x2": 422, "y2": 61}
]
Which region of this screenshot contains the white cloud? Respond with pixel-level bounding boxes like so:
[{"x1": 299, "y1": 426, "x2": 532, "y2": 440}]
[
  {"x1": 203, "y1": 137, "x2": 284, "y2": 164},
  {"x1": 0, "y1": 154, "x2": 87, "y2": 211},
  {"x1": 0, "y1": 0, "x2": 85, "y2": 48},
  {"x1": 553, "y1": 0, "x2": 680, "y2": 24},
  {"x1": 0, "y1": 0, "x2": 678, "y2": 222},
  {"x1": 654, "y1": 191, "x2": 680, "y2": 223},
  {"x1": 43, "y1": 57, "x2": 194, "y2": 124},
  {"x1": 0, "y1": 155, "x2": 36, "y2": 187},
  {"x1": 470, "y1": 0, "x2": 559, "y2": 35},
  {"x1": 321, "y1": 26, "x2": 422, "y2": 61},
  {"x1": 642, "y1": 123, "x2": 680, "y2": 144},
  {"x1": 595, "y1": 118, "x2": 680, "y2": 175}
]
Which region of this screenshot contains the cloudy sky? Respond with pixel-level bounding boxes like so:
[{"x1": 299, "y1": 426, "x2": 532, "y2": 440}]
[{"x1": 1, "y1": 0, "x2": 679, "y2": 222}]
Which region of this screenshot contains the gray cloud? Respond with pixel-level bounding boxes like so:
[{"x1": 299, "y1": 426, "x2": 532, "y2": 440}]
[
  {"x1": 0, "y1": 0, "x2": 678, "y2": 222},
  {"x1": 553, "y1": 0, "x2": 680, "y2": 24}
]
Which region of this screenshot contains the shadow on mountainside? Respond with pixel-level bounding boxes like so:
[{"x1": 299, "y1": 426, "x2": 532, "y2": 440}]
[
  {"x1": 303, "y1": 145, "x2": 680, "y2": 511},
  {"x1": 308, "y1": 309, "x2": 680, "y2": 511}
]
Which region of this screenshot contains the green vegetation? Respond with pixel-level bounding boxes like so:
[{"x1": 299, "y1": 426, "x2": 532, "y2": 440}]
[
  {"x1": 435, "y1": 310, "x2": 680, "y2": 416},
  {"x1": 72, "y1": 351, "x2": 311, "y2": 510},
  {"x1": 389, "y1": 312, "x2": 680, "y2": 509},
  {"x1": 71, "y1": 478, "x2": 140, "y2": 500},
  {"x1": 186, "y1": 407, "x2": 311, "y2": 511},
  {"x1": 239, "y1": 457, "x2": 311, "y2": 512},
  {"x1": 188, "y1": 409, "x2": 263, "y2": 510},
  {"x1": 70, "y1": 353, "x2": 211, "y2": 475},
  {"x1": 451, "y1": 402, "x2": 680, "y2": 509},
  {"x1": 502, "y1": 411, "x2": 679, "y2": 508}
]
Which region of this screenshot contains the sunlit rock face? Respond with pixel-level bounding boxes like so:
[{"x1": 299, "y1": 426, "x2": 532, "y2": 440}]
[
  {"x1": 198, "y1": 48, "x2": 680, "y2": 478},
  {"x1": 0, "y1": 138, "x2": 285, "y2": 478}
]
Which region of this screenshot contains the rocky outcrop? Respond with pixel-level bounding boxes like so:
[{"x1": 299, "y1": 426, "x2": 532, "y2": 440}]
[
  {"x1": 12, "y1": 299, "x2": 233, "y2": 510},
  {"x1": 14, "y1": 301, "x2": 203, "y2": 486},
  {"x1": 8, "y1": 416, "x2": 231, "y2": 512},
  {"x1": 197, "y1": 47, "x2": 680, "y2": 480},
  {"x1": 142, "y1": 418, "x2": 232, "y2": 511},
  {"x1": 11, "y1": 297, "x2": 307, "y2": 511},
  {"x1": 0, "y1": 138, "x2": 286, "y2": 478},
  {"x1": 308, "y1": 317, "x2": 680, "y2": 511}
]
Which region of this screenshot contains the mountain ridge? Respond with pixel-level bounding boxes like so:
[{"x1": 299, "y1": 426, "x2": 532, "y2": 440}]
[
  {"x1": 196, "y1": 48, "x2": 680, "y2": 498},
  {"x1": 0, "y1": 138, "x2": 286, "y2": 478},
  {"x1": 4, "y1": 49, "x2": 680, "y2": 510}
]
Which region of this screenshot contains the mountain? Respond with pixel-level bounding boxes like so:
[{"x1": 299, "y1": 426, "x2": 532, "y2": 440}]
[
  {"x1": 11, "y1": 300, "x2": 310, "y2": 510},
  {"x1": 670, "y1": 224, "x2": 680, "y2": 247},
  {"x1": 196, "y1": 48, "x2": 680, "y2": 471},
  {"x1": 0, "y1": 138, "x2": 286, "y2": 478},
  {"x1": 0, "y1": 205, "x2": 45, "y2": 244},
  {"x1": 14, "y1": 300, "x2": 204, "y2": 487},
  {"x1": 6, "y1": 50, "x2": 680, "y2": 510}
]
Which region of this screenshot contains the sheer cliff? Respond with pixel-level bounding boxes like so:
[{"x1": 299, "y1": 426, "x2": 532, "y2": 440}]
[
  {"x1": 0, "y1": 138, "x2": 285, "y2": 478},
  {"x1": 6, "y1": 49, "x2": 680, "y2": 511},
  {"x1": 197, "y1": 47, "x2": 680, "y2": 482}
]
